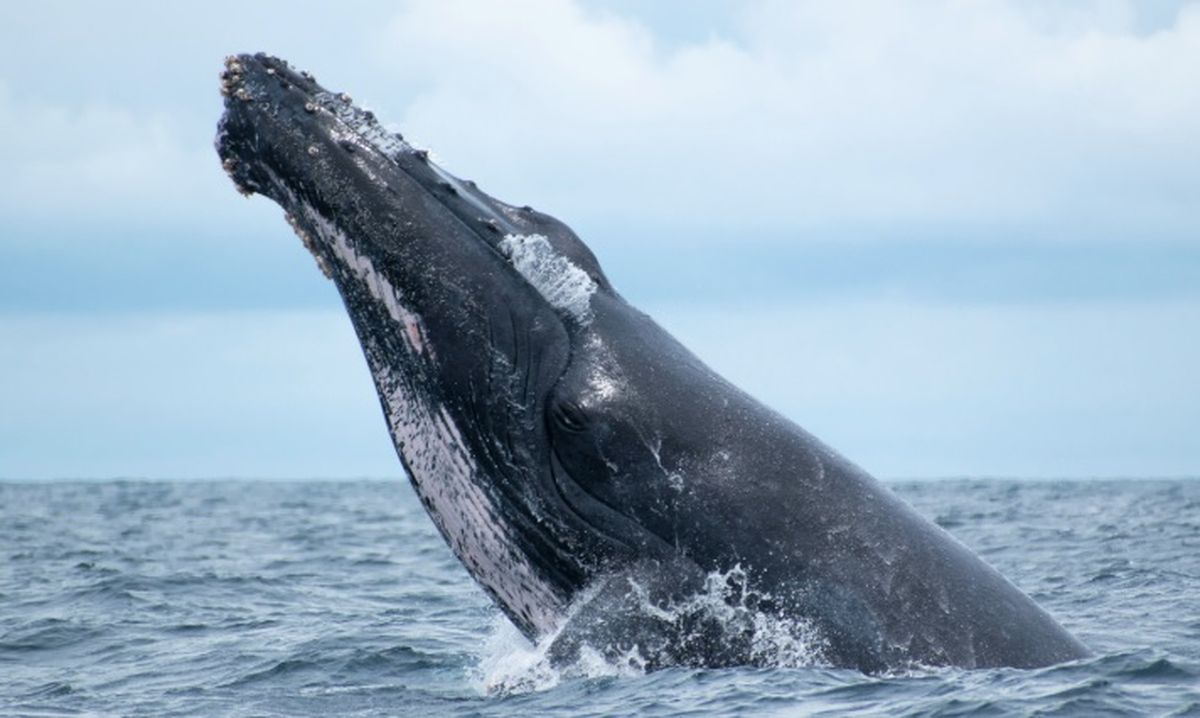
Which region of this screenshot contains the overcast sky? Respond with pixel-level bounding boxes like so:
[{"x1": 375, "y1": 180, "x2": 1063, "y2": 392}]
[{"x1": 1, "y1": 0, "x2": 1197, "y2": 479}]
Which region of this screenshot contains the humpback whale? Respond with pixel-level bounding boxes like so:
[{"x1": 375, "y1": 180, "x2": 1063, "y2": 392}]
[{"x1": 215, "y1": 53, "x2": 1089, "y2": 672}]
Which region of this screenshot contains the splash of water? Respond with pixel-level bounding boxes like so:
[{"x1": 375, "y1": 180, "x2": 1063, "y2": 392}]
[{"x1": 473, "y1": 566, "x2": 829, "y2": 695}]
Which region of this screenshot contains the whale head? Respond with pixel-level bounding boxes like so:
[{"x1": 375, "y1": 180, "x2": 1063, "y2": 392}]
[{"x1": 214, "y1": 53, "x2": 683, "y2": 637}]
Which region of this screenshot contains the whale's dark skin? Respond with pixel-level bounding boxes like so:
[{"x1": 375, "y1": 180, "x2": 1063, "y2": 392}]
[{"x1": 215, "y1": 53, "x2": 1090, "y2": 672}]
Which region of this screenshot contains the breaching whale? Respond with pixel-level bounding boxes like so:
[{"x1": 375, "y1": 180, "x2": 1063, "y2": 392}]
[{"x1": 215, "y1": 53, "x2": 1090, "y2": 672}]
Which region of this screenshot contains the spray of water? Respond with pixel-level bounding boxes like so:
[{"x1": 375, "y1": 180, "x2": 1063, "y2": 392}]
[{"x1": 473, "y1": 566, "x2": 830, "y2": 695}]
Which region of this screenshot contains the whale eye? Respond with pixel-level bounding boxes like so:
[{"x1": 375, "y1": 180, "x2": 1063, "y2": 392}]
[{"x1": 551, "y1": 400, "x2": 588, "y2": 433}]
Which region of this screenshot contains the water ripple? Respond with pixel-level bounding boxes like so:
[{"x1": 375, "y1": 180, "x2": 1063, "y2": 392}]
[{"x1": 0, "y1": 479, "x2": 1196, "y2": 716}]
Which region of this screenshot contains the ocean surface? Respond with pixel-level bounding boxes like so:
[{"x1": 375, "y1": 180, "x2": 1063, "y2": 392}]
[{"x1": 1, "y1": 478, "x2": 1197, "y2": 717}]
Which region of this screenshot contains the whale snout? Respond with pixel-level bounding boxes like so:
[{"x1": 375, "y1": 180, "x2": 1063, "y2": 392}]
[{"x1": 215, "y1": 53, "x2": 332, "y2": 197}]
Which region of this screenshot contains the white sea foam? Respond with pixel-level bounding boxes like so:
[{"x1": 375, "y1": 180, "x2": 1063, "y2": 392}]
[
  {"x1": 475, "y1": 566, "x2": 828, "y2": 696},
  {"x1": 499, "y1": 234, "x2": 597, "y2": 323},
  {"x1": 475, "y1": 600, "x2": 646, "y2": 696}
]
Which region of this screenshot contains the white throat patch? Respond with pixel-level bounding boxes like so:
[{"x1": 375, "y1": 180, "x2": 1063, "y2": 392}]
[{"x1": 275, "y1": 192, "x2": 565, "y2": 633}]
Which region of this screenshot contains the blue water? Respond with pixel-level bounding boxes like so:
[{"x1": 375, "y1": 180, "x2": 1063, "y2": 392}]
[{"x1": 2, "y1": 479, "x2": 1197, "y2": 716}]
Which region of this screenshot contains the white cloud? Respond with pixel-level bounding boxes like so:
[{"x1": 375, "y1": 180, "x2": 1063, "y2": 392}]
[
  {"x1": 1, "y1": 2, "x2": 1194, "y2": 480},
  {"x1": 369, "y1": 0, "x2": 1200, "y2": 241},
  {"x1": 0, "y1": 82, "x2": 229, "y2": 229},
  {"x1": 2, "y1": 1, "x2": 1195, "y2": 244}
]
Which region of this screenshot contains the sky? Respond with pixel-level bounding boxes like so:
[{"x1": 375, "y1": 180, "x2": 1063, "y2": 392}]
[{"x1": 1, "y1": 0, "x2": 1197, "y2": 480}]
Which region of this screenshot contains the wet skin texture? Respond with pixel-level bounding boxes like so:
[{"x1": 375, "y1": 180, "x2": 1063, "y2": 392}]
[{"x1": 215, "y1": 53, "x2": 1090, "y2": 672}]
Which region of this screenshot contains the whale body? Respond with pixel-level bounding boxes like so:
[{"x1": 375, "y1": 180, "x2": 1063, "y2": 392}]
[{"x1": 215, "y1": 53, "x2": 1090, "y2": 672}]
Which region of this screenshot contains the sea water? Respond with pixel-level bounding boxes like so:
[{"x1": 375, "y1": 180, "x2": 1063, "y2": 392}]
[{"x1": 2, "y1": 479, "x2": 1197, "y2": 716}]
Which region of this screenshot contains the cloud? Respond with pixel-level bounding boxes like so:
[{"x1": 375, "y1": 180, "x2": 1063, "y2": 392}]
[
  {"x1": 0, "y1": 81, "x2": 235, "y2": 231},
  {"x1": 1, "y1": 2, "x2": 1195, "y2": 480},
  {"x1": 2, "y1": 0, "x2": 1195, "y2": 244},
  {"x1": 369, "y1": 0, "x2": 1200, "y2": 241}
]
